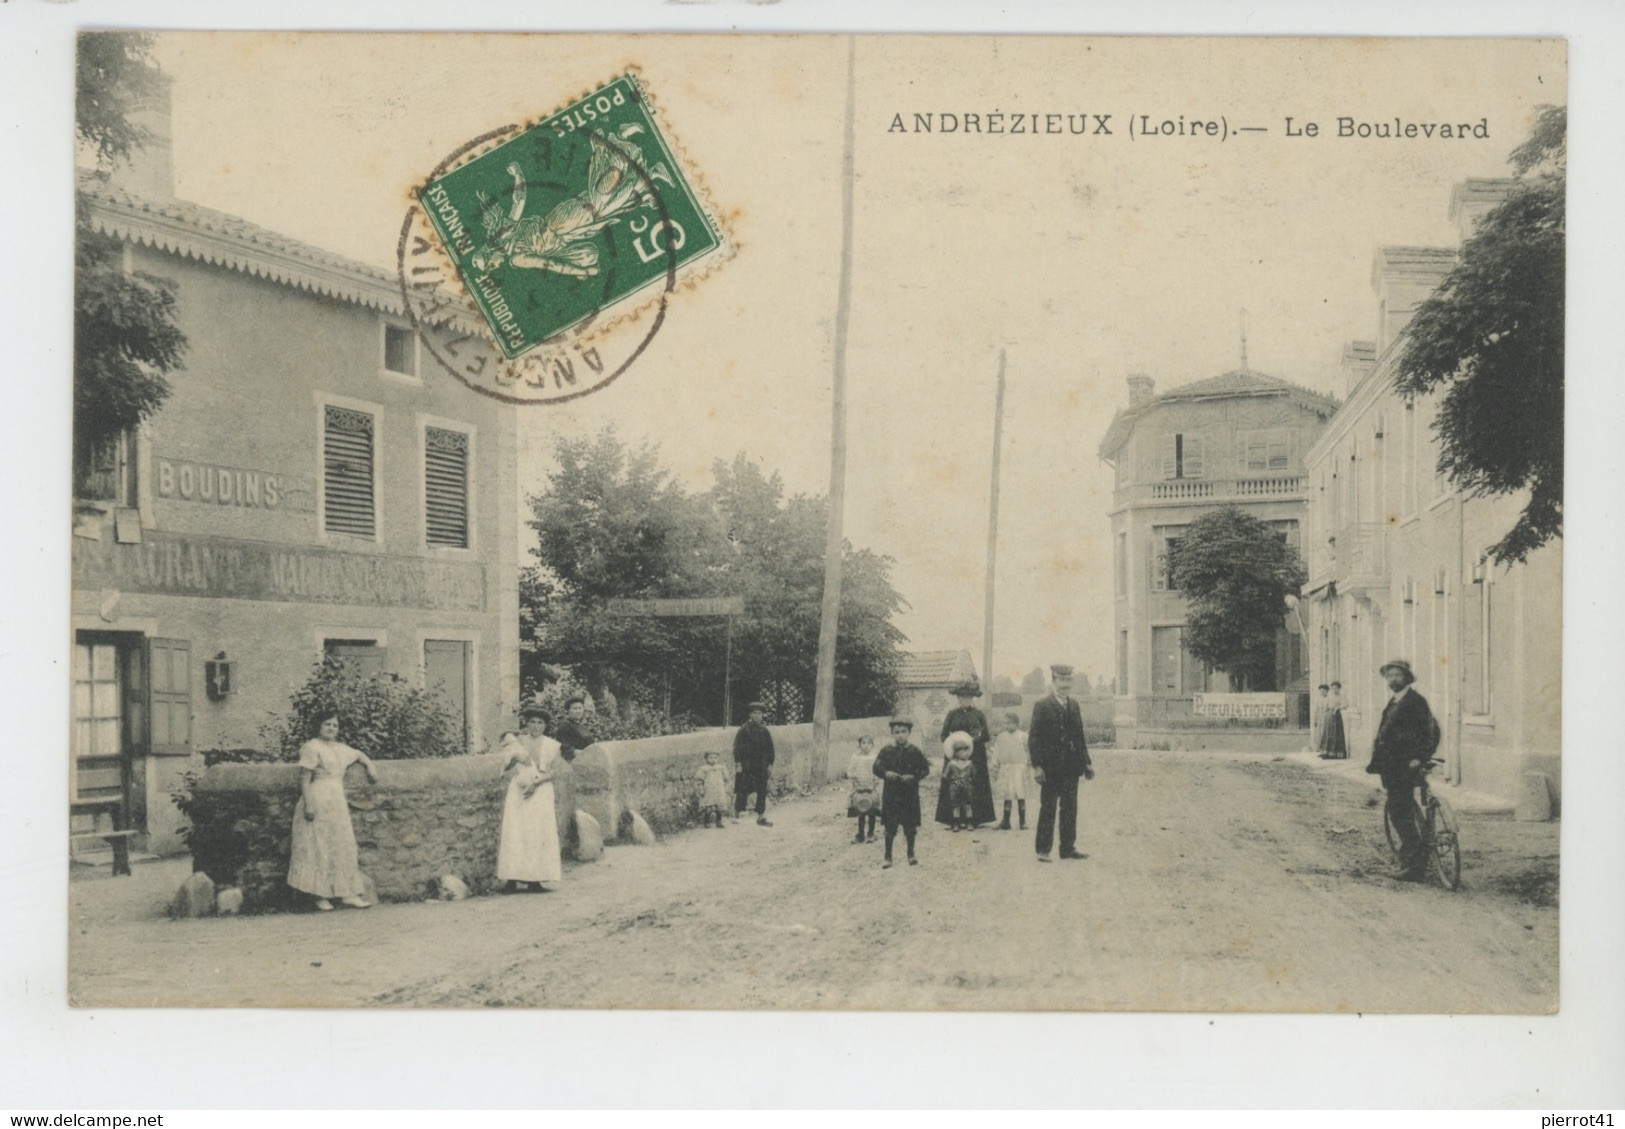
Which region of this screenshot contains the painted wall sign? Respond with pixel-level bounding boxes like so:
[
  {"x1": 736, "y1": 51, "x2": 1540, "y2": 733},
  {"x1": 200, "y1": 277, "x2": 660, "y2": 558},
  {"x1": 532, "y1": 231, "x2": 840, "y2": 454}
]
[
  {"x1": 154, "y1": 455, "x2": 316, "y2": 513},
  {"x1": 605, "y1": 596, "x2": 746, "y2": 617},
  {"x1": 1192, "y1": 692, "x2": 1288, "y2": 719},
  {"x1": 72, "y1": 532, "x2": 486, "y2": 612}
]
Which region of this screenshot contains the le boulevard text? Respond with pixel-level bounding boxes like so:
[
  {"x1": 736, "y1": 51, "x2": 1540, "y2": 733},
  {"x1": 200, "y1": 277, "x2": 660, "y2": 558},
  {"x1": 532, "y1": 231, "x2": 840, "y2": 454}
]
[{"x1": 886, "y1": 112, "x2": 1492, "y2": 142}]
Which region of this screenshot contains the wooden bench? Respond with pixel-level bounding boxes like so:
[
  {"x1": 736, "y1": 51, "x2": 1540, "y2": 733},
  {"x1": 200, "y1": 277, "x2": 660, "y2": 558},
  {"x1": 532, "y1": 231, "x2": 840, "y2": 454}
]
[{"x1": 70, "y1": 799, "x2": 134, "y2": 876}]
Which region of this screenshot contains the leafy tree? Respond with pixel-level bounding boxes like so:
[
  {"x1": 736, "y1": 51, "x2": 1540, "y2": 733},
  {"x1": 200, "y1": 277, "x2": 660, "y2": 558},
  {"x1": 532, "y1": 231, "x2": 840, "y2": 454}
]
[
  {"x1": 1019, "y1": 667, "x2": 1048, "y2": 697},
  {"x1": 1397, "y1": 105, "x2": 1565, "y2": 563},
  {"x1": 523, "y1": 431, "x2": 907, "y2": 723},
  {"x1": 75, "y1": 32, "x2": 187, "y2": 497},
  {"x1": 1169, "y1": 507, "x2": 1307, "y2": 691}
]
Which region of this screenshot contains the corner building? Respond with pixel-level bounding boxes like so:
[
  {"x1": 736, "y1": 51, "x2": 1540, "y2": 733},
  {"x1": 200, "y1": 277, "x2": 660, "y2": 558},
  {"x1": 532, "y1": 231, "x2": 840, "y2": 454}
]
[
  {"x1": 1302, "y1": 180, "x2": 1561, "y2": 807},
  {"x1": 71, "y1": 97, "x2": 520, "y2": 854},
  {"x1": 1099, "y1": 369, "x2": 1339, "y2": 746}
]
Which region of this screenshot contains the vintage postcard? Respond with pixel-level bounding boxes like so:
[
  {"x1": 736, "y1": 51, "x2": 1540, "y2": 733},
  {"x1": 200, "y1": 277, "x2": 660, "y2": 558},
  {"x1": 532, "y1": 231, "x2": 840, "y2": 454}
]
[{"x1": 63, "y1": 31, "x2": 1568, "y2": 1020}]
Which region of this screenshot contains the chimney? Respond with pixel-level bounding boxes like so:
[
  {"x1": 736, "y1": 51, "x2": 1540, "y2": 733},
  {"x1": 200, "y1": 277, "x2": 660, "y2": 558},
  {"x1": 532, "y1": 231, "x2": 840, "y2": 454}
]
[
  {"x1": 1126, "y1": 373, "x2": 1155, "y2": 408},
  {"x1": 1449, "y1": 178, "x2": 1515, "y2": 244},
  {"x1": 1370, "y1": 245, "x2": 1456, "y2": 352},
  {"x1": 1341, "y1": 340, "x2": 1377, "y2": 397},
  {"x1": 109, "y1": 72, "x2": 174, "y2": 200}
]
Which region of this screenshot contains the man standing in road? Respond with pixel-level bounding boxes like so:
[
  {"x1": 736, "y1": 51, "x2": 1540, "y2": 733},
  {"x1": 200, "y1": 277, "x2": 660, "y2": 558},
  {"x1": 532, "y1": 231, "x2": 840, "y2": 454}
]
[
  {"x1": 1365, "y1": 658, "x2": 1442, "y2": 881},
  {"x1": 1028, "y1": 664, "x2": 1095, "y2": 862},
  {"x1": 733, "y1": 700, "x2": 776, "y2": 827}
]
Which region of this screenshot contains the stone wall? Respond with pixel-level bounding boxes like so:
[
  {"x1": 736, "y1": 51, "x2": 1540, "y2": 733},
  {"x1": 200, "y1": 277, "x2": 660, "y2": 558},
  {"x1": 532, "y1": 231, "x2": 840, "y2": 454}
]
[
  {"x1": 187, "y1": 753, "x2": 578, "y2": 912},
  {"x1": 574, "y1": 717, "x2": 894, "y2": 836}
]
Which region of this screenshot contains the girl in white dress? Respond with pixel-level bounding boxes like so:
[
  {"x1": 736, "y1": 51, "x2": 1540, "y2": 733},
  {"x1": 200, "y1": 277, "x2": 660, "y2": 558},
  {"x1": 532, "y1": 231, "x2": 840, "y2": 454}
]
[
  {"x1": 496, "y1": 706, "x2": 564, "y2": 892},
  {"x1": 287, "y1": 714, "x2": 378, "y2": 911},
  {"x1": 992, "y1": 711, "x2": 1032, "y2": 831}
]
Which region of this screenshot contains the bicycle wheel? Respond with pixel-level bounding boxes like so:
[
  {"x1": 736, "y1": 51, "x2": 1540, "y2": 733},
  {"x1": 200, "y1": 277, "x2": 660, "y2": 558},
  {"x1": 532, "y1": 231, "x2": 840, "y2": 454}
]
[{"x1": 1427, "y1": 795, "x2": 1462, "y2": 890}]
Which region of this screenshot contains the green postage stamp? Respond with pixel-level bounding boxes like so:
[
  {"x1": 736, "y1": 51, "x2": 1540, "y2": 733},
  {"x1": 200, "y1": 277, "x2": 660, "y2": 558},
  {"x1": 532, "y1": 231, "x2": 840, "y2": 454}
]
[{"x1": 417, "y1": 72, "x2": 728, "y2": 359}]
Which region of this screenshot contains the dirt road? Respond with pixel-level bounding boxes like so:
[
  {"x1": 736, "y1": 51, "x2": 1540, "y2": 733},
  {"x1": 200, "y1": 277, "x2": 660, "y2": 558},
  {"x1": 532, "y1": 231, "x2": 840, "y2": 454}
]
[{"x1": 70, "y1": 749, "x2": 1558, "y2": 1012}]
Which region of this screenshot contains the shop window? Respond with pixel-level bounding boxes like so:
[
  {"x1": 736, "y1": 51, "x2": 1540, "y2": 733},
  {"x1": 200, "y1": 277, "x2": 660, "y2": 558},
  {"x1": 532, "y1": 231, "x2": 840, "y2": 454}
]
[
  {"x1": 1152, "y1": 532, "x2": 1184, "y2": 591},
  {"x1": 75, "y1": 428, "x2": 138, "y2": 506},
  {"x1": 424, "y1": 427, "x2": 470, "y2": 548},
  {"x1": 325, "y1": 639, "x2": 386, "y2": 678},
  {"x1": 323, "y1": 405, "x2": 376, "y2": 538}
]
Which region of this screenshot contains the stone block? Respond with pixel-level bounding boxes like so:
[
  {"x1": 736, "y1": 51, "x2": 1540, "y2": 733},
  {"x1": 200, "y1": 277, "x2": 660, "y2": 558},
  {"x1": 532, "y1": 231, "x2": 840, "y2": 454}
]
[
  {"x1": 574, "y1": 810, "x2": 604, "y2": 861},
  {"x1": 434, "y1": 874, "x2": 470, "y2": 901},
  {"x1": 1516, "y1": 772, "x2": 1553, "y2": 822},
  {"x1": 626, "y1": 809, "x2": 658, "y2": 846},
  {"x1": 170, "y1": 871, "x2": 217, "y2": 919},
  {"x1": 216, "y1": 887, "x2": 244, "y2": 916}
]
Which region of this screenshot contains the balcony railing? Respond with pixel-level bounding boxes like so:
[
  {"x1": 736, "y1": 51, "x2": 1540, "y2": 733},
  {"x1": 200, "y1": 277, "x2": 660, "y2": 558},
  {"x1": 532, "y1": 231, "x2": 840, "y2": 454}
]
[{"x1": 1131, "y1": 476, "x2": 1306, "y2": 504}]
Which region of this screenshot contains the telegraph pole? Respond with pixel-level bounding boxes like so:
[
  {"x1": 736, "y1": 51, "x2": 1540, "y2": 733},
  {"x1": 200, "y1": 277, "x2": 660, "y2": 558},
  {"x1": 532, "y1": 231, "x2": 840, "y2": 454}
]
[
  {"x1": 982, "y1": 351, "x2": 1007, "y2": 702},
  {"x1": 811, "y1": 38, "x2": 858, "y2": 785}
]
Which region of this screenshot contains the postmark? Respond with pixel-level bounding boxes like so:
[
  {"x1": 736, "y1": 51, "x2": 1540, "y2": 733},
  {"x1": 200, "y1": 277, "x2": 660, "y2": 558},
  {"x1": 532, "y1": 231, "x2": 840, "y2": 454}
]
[{"x1": 397, "y1": 71, "x2": 733, "y2": 404}]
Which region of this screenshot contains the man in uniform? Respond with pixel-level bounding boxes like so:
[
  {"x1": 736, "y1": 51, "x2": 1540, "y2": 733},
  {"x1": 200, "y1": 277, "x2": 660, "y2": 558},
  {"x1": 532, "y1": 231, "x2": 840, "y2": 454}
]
[
  {"x1": 733, "y1": 700, "x2": 776, "y2": 827},
  {"x1": 1027, "y1": 664, "x2": 1095, "y2": 862},
  {"x1": 1365, "y1": 658, "x2": 1441, "y2": 881}
]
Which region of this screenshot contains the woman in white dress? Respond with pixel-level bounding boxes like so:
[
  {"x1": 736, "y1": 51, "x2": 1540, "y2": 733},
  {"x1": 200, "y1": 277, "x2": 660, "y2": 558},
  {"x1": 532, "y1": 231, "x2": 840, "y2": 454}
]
[
  {"x1": 496, "y1": 705, "x2": 564, "y2": 892},
  {"x1": 287, "y1": 714, "x2": 378, "y2": 911}
]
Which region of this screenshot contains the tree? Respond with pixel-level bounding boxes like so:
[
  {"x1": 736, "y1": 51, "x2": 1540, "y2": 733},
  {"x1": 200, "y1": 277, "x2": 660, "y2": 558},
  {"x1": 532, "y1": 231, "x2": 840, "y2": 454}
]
[
  {"x1": 1169, "y1": 507, "x2": 1307, "y2": 691},
  {"x1": 75, "y1": 32, "x2": 187, "y2": 497},
  {"x1": 523, "y1": 431, "x2": 907, "y2": 723},
  {"x1": 1019, "y1": 667, "x2": 1048, "y2": 697},
  {"x1": 1397, "y1": 105, "x2": 1564, "y2": 563}
]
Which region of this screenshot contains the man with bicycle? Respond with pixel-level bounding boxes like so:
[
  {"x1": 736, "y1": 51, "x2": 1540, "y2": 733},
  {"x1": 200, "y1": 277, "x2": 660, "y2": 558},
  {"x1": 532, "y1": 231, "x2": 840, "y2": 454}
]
[{"x1": 1365, "y1": 658, "x2": 1442, "y2": 882}]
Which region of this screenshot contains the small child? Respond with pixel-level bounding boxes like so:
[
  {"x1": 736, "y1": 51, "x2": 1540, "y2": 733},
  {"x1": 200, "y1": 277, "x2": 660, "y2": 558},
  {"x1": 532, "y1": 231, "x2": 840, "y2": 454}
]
[
  {"x1": 846, "y1": 735, "x2": 880, "y2": 843},
  {"x1": 696, "y1": 750, "x2": 731, "y2": 829},
  {"x1": 941, "y1": 732, "x2": 976, "y2": 831},
  {"x1": 874, "y1": 717, "x2": 931, "y2": 868},
  {"x1": 992, "y1": 711, "x2": 1032, "y2": 830}
]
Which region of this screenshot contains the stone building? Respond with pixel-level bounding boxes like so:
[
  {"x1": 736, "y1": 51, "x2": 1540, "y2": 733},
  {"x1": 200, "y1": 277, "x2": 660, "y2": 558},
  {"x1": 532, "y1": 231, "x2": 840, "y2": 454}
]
[
  {"x1": 1302, "y1": 179, "x2": 1561, "y2": 807},
  {"x1": 71, "y1": 90, "x2": 520, "y2": 854},
  {"x1": 1098, "y1": 367, "x2": 1340, "y2": 746},
  {"x1": 893, "y1": 650, "x2": 979, "y2": 743}
]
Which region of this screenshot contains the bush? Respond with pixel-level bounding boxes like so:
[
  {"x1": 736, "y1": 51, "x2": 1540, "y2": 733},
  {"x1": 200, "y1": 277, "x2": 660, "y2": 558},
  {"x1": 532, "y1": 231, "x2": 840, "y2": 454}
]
[
  {"x1": 524, "y1": 668, "x2": 698, "y2": 744},
  {"x1": 262, "y1": 656, "x2": 466, "y2": 761}
]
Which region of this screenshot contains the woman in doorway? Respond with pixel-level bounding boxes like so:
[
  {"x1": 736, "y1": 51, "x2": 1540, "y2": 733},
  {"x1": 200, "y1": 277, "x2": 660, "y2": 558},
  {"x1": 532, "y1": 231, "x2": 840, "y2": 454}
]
[
  {"x1": 287, "y1": 714, "x2": 378, "y2": 911},
  {"x1": 496, "y1": 705, "x2": 564, "y2": 892},
  {"x1": 1318, "y1": 681, "x2": 1348, "y2": 759}
]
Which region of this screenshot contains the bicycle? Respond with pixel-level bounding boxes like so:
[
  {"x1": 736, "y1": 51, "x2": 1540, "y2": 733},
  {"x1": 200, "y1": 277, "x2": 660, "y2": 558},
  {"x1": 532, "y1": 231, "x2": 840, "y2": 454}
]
[{"x1": 1382, "y1": 756, "x2": 1462, "y2": 890}]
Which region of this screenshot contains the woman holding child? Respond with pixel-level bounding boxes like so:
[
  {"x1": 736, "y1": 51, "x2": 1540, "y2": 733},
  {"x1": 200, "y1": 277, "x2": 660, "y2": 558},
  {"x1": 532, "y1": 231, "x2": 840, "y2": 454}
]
[
  {"x1": 936, "y1": 681, "x2": 997, "y2": 829},
  {"x1": 496, "y1": 705, "x2": 564, "y2": 892}
]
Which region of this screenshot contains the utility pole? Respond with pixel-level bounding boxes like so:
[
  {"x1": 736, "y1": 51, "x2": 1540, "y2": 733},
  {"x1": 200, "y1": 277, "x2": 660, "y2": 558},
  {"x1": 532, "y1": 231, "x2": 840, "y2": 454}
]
[
  {"x1": 981, "y1": 350, "x2": 1007, "y2": 705},
  {"x1": 811, "y1": 37, "x2": 858, "y2": 786}
]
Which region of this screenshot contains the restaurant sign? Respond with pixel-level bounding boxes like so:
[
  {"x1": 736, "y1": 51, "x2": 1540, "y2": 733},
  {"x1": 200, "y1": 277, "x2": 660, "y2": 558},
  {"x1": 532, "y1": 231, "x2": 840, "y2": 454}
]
[{"x1": 72, "y1": 532, "x2": 485, "y2": 612}]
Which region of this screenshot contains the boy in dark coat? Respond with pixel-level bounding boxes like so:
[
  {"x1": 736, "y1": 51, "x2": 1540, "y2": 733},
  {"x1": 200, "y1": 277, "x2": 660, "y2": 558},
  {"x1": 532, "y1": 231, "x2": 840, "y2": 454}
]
[
  {"x1": 873, "y1": 717, "x2": 932, "y2": 868},
  {"x1": 733, "y1": 700, "x2": 776, "y2": 826}
]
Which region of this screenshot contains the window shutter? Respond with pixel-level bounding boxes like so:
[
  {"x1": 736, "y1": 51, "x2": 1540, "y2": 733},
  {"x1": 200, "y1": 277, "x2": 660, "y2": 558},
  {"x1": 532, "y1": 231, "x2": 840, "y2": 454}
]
[
  {"x1": 1182, "y1": 435, "x2": 1205, "y2": 479},
  {"x1": 1160, "y1": 434, "x2": 1177, "y2": 480},
  {"x1": 147, "y1": 638, "x2": 192, "y2": 756},
  {"x1": 324, "y1": 406, "x2": 376, "y2": 537},
  {"x1": 424, "y1": 428, "x2": 470, "y2": 548}
]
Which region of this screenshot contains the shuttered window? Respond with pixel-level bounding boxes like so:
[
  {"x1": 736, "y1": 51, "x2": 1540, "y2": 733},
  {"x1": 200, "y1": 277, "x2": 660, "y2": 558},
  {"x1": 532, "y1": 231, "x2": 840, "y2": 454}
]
[
  {"x1": 324, "y1": 405, "x2": 376, "y2": 538},
  {"x1": 424, "y1": 427, "x2": 470, "y2": 548},
  {"x1": 1159, "y1": 433, "x2": 1204, "y2": 479}
]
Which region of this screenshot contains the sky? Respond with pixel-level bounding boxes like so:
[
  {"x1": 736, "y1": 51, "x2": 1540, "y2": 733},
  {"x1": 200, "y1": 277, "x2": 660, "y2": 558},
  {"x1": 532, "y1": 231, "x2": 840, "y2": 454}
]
[{"x1": 149, "y1": 32, "x2": 1564, "y2": 685}]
